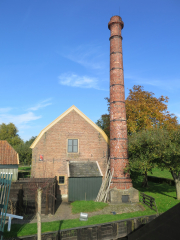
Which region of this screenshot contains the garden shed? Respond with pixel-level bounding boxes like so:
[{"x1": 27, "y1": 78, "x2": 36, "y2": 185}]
[
  {"x1": 0, "y1": 140, "x2": 19, "y2": 181},
  {"x1": 68, "y1": 161, "x2": 103, "y2": 201}
]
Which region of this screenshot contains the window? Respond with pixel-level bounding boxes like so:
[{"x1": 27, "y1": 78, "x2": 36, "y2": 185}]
[
  {"x1": 68, "y1": 139, "x2": 78, "y2": 153},
  {"x1": 59, "y1": 176, "x2": 65, "y2": 184}
]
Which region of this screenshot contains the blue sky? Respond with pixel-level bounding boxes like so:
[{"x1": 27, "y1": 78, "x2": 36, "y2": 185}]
[{"x1": 0, "y1": 0, "x2": 180, "y2": 142}]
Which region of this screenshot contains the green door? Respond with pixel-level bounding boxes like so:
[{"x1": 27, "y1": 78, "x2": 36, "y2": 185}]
[{"x1": 68, "y1": 177, "x2": 102, "y2": 202}]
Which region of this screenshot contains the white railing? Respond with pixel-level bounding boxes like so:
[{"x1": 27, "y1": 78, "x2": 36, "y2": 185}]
[{"x1": 1, "y1": 212, "x2": 23, "y2": 231}]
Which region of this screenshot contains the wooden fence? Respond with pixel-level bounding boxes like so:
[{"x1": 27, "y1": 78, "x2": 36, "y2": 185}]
[
  {"x1": 3, "y1": 214, "x2": 159, "y2": 240},
  {"x1": 7, "y1": 177, "x2": 57, "y2": 216},
  {"x1": 140, "y1": 192, "x2": 158, "y2": 214}
]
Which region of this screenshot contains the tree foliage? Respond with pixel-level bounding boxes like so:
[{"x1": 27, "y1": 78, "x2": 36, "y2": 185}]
[
  {"x1": 124, "y1": 127, "x2": 169, "y2": 187},
  {"x1": 14, "y1": 136, "x2": 37, "y2": 165},
  {"x1": 125, "y1": 85, "x2": 179, "y2": 135},
  {"x1": 96, "y1": 85, "x2": 179, "y2": 137},
  {"x1": 153, "y1": 127, "x2": 180, "y2": 199},
  {"x1": 0, "y1": 123, "x2": 23, "y2": 146},
  {"x1": 124, "y1": 126, "x2": 180, "y2": 199},
  {"x1": 96, "y1": 114, "x2": 110, "y2": 138}
]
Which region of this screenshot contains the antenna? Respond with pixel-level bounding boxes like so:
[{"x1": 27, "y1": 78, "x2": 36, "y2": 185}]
[{"x1": 119, "y1": 6, "x2": 120, "y2": 16}]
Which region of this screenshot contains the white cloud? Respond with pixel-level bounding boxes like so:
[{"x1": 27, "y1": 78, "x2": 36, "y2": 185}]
[
  {"x1": 0, "y1": 99, "x2": 51, "y2": 138},
  {"x1": 58, "y1": 73, "x2": 107, "y2": 90},
  {"x1": 0, "y1": 99, "x2": 53, "y2": 141},
  {"x1": 28, "y1": 98, "x2": 52, "y2": 111},
  {"x1": 61, "y1": 44, "x2": 106, "y2": 70},
  {"x1": 0, "y1": 110, "x2": 42, "y2": 141},
  {"x1": 0, "y1": 99, "x2": 52, "y2": 127},
  {"x1": 0, "y1": 112, "x2": 41, "y2": 126}
]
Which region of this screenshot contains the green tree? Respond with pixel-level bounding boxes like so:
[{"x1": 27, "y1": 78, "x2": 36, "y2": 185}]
[
  {"x1": 96, "y1": 113, "x2": 110, "y2": 138},
  {"x1": 0, "y1": 123, "x2": 23, "y2": 146},
  {"x1": 14, "y1": 136, "x2": 37, "y2": 165},
  {"x1": 125, "y1": 126, "x2": 180, "y2": 200},
  {"x1": 124, "y1": 127, "x2": 166, "y2": 187},
  {"x1": 154, "y1": 127, "x2": 180, "y2": 199}
]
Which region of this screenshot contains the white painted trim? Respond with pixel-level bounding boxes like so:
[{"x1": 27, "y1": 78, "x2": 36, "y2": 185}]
[
  {"x1": 17, "y1": 153, "x2": 19, "y2": 165},
  {"x1": 1, "y1": 212, "x2": 23, "y2": 232},
  {"x1": 30, "y1": 105, "x2": 109, "y2": 149},
  {"x1": 96, "y1": 161, "x2": 103, "y2": 176},
  {"x1": 67, "y1": 161, "x2": 69, "y2": 177}
]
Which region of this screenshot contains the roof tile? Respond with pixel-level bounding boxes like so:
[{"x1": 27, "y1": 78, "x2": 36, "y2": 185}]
[
  {"x1": 69, "y1": 161, "x2": 102, "y2": 177},
  {"x1": 0, "y1": 140, "x2": 19, "y2": 165}
]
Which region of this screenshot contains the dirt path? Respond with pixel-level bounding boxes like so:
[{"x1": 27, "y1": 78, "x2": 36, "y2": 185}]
[{"x1": 10, "y1": 198, "x2": 145, "y2": 225}]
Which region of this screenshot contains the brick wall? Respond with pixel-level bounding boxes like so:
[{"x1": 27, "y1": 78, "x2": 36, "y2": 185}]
[{"x1": 31, "y1": 110, "x2": 109, "y2": 197}]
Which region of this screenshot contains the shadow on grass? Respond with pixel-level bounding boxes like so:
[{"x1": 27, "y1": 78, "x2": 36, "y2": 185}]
[{"x1": 133, "y1": 180, "x2": 177, "y2": 199}]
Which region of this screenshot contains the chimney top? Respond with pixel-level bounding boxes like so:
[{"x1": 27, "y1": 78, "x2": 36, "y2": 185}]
[{"x1": 108, "y1": 15, "x2": 124, "y2": 30}]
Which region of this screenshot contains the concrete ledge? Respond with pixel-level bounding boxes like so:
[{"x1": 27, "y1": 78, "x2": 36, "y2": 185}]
[{"x1": 109, "y1": 187, "x2": 139, "y2": 204}]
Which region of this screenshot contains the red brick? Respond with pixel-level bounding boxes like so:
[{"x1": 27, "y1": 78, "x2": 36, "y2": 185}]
[{"x1": 108, "y1": 16, "x2": 133, "y2": 190}]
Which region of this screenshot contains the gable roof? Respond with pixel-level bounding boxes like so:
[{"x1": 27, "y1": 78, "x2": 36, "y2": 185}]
[
  {"x1": 69, "y1": 161, "x2": 102, "y2": 177},
  {"x1": 30, "y1": 105, "x2": 109, "y2": 149},
  {"x1": 0, "y1": 140, "x2": 19, "y2": 165}
]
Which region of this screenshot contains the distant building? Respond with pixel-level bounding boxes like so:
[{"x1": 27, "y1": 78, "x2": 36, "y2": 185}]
[
  {"x1": 30, "y1": 105, "x2": 110, "y2": 201},
  {"x1": 0, "y1": 140, "x2": 19, "y2": 181}
]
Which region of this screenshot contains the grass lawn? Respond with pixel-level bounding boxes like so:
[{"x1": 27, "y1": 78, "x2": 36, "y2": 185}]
[
  {"x1": 3, "y1": 178, "x2": 180, "y2": 239},
  {"x1": 18, "y1": 166, "x2": 31, "y2": 178},
  {"x1": 147, "y1": 167, "x2": 173, "y2": 179},
  {"x1": 18, "y1": 166, "x2": 31, "y2": 171}
]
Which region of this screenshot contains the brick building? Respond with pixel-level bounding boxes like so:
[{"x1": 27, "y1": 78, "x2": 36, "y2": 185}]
[{"x1": 30, "y1": 105, "x2": 110, "y2": 201}]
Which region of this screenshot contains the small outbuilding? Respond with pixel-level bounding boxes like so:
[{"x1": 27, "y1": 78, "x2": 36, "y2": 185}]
[
  {"x1": 0, "y1": 140, "x2": 19, "y2": 181},
  {"x1": 68, "y1": 161, "x2": 103, "y2": 201}
]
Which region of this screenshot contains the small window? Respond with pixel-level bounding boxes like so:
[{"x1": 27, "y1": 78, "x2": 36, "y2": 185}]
[
  {"x1": 59, "y1": 176, "x2": 65, "y2": 184},
  {"x1": 68, "y1": 139, "x2": 78, "y2": 153}
]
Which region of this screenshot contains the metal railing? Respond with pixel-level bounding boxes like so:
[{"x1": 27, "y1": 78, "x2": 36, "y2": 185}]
[
  {"x1": 1, "y1": 212, "x2": 23, "y2": 232},
  {"x1": 0, "y1": 172, "x2": 13, "y2": 240},
  {"x1": 0, "y1": 172, "x2": 24, "y2": 239}
]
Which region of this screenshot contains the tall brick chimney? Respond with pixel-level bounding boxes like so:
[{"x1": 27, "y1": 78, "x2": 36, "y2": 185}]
[{"x1": 108, "y1": 15, "x2": 139, "y2": 204}]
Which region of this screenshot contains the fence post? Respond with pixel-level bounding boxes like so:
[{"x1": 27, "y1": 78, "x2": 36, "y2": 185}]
[
  {"x1": 37, "y1": 187, "x2": 42, "y2": 240},
  {"x1": 45, "y1": 185, "x2": 49, "y2": 215},
  {"x1": 17, "y1": 184, "x2": 23, "y2": 215},
  {"x1": 52, "y1": 182, "x2": 55, "y2": 214}
]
